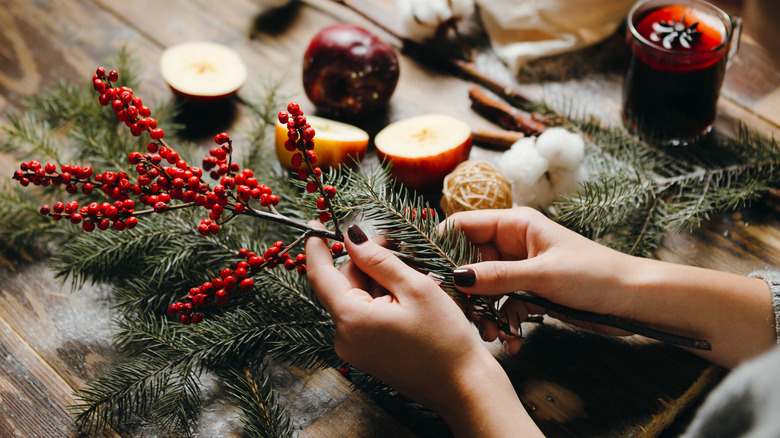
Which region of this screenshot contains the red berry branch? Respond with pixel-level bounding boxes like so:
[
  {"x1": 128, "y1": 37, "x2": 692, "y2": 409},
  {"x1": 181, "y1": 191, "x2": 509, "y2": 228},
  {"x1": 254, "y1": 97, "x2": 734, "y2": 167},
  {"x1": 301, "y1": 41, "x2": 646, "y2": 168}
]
[{"x1": 12, "y1": 67, "x2": 346, "y2": 325}]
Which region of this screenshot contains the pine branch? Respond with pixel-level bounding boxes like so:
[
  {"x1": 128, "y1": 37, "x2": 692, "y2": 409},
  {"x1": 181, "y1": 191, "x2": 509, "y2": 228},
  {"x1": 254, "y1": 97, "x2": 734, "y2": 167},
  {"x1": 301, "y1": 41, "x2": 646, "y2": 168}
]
[
  {"x1": 545, "y1": 103, "x2": 780, "y2": 256},
  {"x1": 223, "y1": 360, "x2": 294, "y2": 438},
  {"x1": 70, "y1": 352, "x2": 195, "y2": 435}
]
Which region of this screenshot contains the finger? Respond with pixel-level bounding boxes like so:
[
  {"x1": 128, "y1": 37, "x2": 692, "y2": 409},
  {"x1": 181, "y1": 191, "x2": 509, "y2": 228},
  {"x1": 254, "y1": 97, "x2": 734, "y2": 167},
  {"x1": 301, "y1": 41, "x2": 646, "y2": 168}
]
[
  {"x1": 345, "y1": 224, "x2": 432, "y2": 299},
  {"x1": 499, "y1": 333, "x2": 524, "y2": 355},
  {"x1": 472, "y1": 315, "x2": 500, "y2": 342},
  {"x1": 442, "y1": 208, "x2": 541, "y2": 260},
  {"x1": 452, "y1": 259, "x2": 546, "y2": 296},
  {"x1": 305, "y1": 222, "x2": 371, "y2": 316}
]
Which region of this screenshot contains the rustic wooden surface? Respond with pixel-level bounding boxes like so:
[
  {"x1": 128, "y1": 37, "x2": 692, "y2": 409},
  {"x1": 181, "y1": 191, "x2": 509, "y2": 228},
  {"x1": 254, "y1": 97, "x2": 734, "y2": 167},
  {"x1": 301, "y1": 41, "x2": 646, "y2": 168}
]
[{"x1": 0, "y1": 0, "x2": 778, "y2": 437}]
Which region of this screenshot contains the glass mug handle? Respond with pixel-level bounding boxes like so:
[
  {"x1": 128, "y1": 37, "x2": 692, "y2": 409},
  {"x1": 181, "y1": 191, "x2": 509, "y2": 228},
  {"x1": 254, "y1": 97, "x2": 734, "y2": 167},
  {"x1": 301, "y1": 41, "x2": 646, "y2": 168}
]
[{"x1": 727, "y1": 15, "x2": 742, "y2": 68}]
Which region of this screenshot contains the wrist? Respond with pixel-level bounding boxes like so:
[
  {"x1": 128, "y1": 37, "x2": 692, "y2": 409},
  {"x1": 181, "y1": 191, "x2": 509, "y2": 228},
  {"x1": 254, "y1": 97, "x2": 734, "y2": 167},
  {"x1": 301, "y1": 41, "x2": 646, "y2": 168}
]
[{"x1": 436, "y1": 348, "x2": 543, "y2": 437}]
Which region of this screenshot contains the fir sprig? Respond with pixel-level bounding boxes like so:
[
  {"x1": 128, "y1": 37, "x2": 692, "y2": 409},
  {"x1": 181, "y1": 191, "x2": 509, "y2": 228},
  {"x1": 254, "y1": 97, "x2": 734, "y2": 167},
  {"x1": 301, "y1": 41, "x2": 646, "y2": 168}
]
[
  {"x1": 223, "y1": 360, "x2": 294, "y2": 438},
  {"x1": 552, "y1": 113, "x2": 780, "y2": 256}
]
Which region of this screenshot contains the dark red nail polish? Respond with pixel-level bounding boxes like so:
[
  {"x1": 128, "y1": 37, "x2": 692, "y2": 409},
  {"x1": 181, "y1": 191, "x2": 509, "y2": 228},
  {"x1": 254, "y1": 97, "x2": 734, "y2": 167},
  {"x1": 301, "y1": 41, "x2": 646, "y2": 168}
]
[{"x1": 347, "y1": 224, "x2": 368, "y2": 244}]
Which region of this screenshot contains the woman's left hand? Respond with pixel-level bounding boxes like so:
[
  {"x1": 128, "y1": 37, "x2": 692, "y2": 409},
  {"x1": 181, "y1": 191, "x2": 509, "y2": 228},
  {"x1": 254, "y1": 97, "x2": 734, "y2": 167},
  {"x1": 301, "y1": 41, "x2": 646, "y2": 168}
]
[{"x1": 305, "y1": 222, "x2": 542, "y2": 437}]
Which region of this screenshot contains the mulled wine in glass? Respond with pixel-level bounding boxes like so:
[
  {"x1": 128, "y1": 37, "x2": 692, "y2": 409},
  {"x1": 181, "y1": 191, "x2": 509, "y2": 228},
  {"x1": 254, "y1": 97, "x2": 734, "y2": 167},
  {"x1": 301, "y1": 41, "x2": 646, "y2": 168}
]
[{"x1": 622, "y1": 0, "x2": 741, "y2": 145}]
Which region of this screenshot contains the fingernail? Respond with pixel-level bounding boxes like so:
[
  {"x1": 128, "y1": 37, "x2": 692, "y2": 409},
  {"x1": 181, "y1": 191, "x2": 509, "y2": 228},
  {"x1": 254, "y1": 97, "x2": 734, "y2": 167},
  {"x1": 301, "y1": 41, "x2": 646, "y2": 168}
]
[
  {"x1": 502, "y1": 341, "x2": 511, "y2": 355},
  {"x1": 478, "y1": 324, "x2": 486, "y2": 340},
  {"x1": 453, "y1": 268, "x2": 476, "y2": 287},
  {"x1": 347, "y1": 224, "x2": 368, "y2": 245}
]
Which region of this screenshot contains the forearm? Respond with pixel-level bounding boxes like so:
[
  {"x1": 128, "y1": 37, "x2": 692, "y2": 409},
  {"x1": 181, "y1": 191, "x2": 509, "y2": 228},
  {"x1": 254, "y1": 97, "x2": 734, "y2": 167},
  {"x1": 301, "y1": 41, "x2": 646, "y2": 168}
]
[{"x1": 621, "y1": 257, "x2": 777, "y2": 368}]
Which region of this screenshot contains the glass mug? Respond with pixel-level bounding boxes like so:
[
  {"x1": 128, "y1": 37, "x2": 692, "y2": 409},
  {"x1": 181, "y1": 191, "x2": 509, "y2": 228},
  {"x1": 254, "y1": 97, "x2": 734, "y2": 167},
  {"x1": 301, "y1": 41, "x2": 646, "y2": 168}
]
[{"x1": 622, "y1": 0, "x2": 742, "y2": 145}]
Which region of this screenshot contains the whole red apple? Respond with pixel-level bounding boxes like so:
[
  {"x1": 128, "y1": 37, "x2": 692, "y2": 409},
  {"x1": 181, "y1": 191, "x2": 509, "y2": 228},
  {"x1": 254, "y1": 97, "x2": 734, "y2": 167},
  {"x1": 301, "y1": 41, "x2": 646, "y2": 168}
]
[{"x1": 303, "y1": 24, "x2": 400, "y2": 119}]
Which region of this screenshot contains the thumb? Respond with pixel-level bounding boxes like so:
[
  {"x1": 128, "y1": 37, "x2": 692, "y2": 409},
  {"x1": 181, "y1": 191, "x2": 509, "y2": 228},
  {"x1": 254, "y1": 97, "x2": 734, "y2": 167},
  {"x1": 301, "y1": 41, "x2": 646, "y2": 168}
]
[
  {"x1": 345, "y1": 224, "x2": 433, "y2": 298},
  {"x1": 452, "y1": 259, "x2": 546, "y2": 296}
]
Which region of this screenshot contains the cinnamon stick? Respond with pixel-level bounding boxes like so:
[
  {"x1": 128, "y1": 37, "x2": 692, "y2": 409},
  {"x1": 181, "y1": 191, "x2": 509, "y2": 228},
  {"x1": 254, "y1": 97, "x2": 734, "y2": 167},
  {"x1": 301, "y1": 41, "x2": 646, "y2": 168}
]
[
  {"x1": 469, "y1": 85, "x2": 547, "y2": 135},
  {"x1": 471, "y1": 129, "x2": 524, "y2": 150}
]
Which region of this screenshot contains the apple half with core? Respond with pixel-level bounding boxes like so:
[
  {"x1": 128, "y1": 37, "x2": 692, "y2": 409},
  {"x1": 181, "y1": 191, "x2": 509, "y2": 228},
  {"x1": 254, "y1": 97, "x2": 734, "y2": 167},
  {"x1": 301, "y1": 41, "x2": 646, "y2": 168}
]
[
  {"x1": 160, "y1": 41, "x2": 247, "y2": 102},
  {"x1": 275, "y1": 115, "x2": 369, "y2": 171},
  {"x1": 303, "y1": 24, "x2": 399, "y2": 119},
  {"x1": 374, "y1": 114, "x2": 472, "y2": 192}
]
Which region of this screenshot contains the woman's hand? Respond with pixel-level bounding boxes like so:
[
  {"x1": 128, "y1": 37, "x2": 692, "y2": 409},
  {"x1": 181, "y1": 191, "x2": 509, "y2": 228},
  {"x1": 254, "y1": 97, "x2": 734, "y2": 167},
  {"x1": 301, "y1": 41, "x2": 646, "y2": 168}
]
[
  {"x1": 447, "y1": 207, "x2": 636, "y2": 353},
  {"x1": 447, "y1": 207, "x2": 776, "y2": 368},
  {"x1": 305, "y1": 222, "x2": 543, "y2": 437}
]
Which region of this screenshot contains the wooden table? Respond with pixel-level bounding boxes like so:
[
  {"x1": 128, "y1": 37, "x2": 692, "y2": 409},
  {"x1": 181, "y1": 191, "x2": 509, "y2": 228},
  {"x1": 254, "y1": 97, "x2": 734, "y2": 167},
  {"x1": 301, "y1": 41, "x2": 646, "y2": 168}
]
[{"x1": 0, "y1": 0, "x2": 778, "y2": 436}]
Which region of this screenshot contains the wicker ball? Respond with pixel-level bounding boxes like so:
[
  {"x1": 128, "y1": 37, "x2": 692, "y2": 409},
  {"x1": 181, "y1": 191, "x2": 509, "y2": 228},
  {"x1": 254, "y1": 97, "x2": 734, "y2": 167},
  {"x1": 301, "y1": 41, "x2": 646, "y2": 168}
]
[{"x1": 440, "y1": 160, "x2": 513, "y2": 215}]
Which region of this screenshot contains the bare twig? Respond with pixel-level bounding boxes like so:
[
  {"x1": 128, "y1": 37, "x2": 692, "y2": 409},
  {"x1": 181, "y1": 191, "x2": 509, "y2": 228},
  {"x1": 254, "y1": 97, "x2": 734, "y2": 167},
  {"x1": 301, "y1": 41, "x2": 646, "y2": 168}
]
[{"x1": 508, "y1": 291, "x2": 712, "y2": 350}]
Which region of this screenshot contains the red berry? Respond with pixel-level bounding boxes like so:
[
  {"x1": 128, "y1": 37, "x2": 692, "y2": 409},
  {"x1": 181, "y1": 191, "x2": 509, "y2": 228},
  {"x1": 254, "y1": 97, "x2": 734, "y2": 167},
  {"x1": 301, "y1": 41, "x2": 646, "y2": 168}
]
[
  {"x1": 193, "y1": 293, "x2": 209, "y2": 308},
  {"x1": 319, "y1": 211, "x2": 331, "y2": 223},
  {"x1": 215, "y1": 289, "x2": 229, "y2": 307},
  {"x1": 167, "y1": 302, "x2": 184, "y2": 316},
  {"x1": 287, "y1": 102, "x2": 301, "y2": 116},
  {"x1": 149, "y1": 128, "x2": 164, "y2": 140},
  {"x1": 323, "y1": 185, "x2": 337, "y2": 198},
  {"x1": 239, "y1": 278, "x2": 254, "y2": 291},
  {"x1": 125, "y1": 216, "x2": 138, "y2": 229},
  {"x1": 248, "y1": 256, "x2": 264, "y2": 268},
  {"x1": 306, "y1": 181, "x2": 318, "y2": 193},
  {"x1": 82, "y1": 220, "x2": 95, "y2": 232},
  {"x1": 331, "y1": 242, "x2": 344, "y2": 256},
  {"x1": 291, "y1": 153, "x2": 303, "y2": 169},
  {"x1": 316, "y1": 197, "x2": 327, "y2": 210}
]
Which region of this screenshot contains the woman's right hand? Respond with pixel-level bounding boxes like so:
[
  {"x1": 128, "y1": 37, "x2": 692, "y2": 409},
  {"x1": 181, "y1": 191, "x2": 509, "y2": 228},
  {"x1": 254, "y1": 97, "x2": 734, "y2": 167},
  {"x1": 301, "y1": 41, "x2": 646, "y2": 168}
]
[
  {"x1": 446, "y1": 207, "x2": 638, "y2": 353},
  {"x1": 446, "y1": 207, "x2": 777, "y2": 368}
]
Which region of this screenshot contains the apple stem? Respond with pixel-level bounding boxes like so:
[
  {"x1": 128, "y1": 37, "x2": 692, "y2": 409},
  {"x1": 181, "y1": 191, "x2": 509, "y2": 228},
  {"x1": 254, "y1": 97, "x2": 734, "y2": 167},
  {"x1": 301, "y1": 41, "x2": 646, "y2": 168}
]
[{"x1": 324, "y1": 0, "x2": 536, "y2": 110}]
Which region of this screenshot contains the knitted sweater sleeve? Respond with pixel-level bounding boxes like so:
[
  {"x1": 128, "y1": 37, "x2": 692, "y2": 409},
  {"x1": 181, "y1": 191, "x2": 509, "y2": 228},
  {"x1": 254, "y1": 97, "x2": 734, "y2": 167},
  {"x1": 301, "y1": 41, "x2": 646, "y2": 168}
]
[
  {"x1": 749, "y1": 269, "x2": 780, "y2": 341},
  {"x1": 681, "y1": 269, "x2": 780, "y2": 438}
]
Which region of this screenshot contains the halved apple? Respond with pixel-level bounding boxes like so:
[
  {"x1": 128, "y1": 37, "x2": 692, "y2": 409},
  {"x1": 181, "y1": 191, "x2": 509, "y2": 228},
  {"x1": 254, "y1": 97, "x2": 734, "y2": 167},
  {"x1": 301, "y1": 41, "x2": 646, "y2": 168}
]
[
  {"x1": 275, "y1": 115, "x2": 369, "y2": 170},
  {"x1": 159, "y1": 41, "x2": 247, "y2": 102},
  {"x1": 374, "y1": 114, "x2": 472, "y2": 192}
]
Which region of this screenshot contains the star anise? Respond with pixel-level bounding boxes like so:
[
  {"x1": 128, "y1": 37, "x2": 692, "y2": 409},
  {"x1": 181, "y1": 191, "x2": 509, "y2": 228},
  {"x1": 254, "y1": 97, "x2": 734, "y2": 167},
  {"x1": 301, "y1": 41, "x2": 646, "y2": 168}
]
[{"x1": 650, "y1": 16, "x2": 701, "y2": 49}]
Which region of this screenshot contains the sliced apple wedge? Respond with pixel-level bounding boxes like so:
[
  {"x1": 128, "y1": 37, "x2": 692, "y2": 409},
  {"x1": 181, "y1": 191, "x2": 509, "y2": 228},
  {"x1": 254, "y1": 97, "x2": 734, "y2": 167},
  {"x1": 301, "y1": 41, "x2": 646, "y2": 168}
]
[
  {"x1": 374, "y1": 114, "x2": 472, "y2": 192},
  {"x1": 275, "y1": 115, "x2": 369, "y2": 170},
  {"x1": 159, "y1": 41, "x2": 247, "y2": 102}
]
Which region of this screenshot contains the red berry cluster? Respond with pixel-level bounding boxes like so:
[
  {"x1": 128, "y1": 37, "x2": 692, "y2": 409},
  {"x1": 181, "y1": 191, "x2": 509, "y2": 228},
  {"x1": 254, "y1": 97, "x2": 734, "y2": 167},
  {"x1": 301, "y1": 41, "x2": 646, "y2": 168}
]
[
  {"x1": 278, "y1": 103, "x2": 338, "y2": 225},
  {"x1": 166, "y1": 244, "x2": 307, "y2": 324},
  {"x1": 15, "y1": 66, "x2": 346, "y2": 325},
  {"x1": 196, "y1": 133, "x2": 282, "y2": 236},
  {"x1": 13, "y1": 160, "x2": 147, "y2": 231},
  {"x1": 93, "y1": 67, "x2": 163, "y2": 139}
]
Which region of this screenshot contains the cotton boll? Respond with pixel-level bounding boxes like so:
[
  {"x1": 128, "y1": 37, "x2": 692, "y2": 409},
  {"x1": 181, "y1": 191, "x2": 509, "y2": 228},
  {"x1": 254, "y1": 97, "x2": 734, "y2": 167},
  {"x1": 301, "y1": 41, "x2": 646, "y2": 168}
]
[
  {"x1": 499, "y1": 138, "x2": 549, "y2": 186},
  {"x1": 548, "y1": 166, "x2": 585, "y2": 198},
  {"x1": 499, "y1": 137, "x2": 558, "y2": 208},
  {"x1": 396, "y1": 0, "x2": 475, "y2": 40},
  {"x1": 512, "y1": 176, "x2": 556, "y2": 208},
  {"x1": 535, "y1": 127, "x2": 585, "y2": 170}
]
